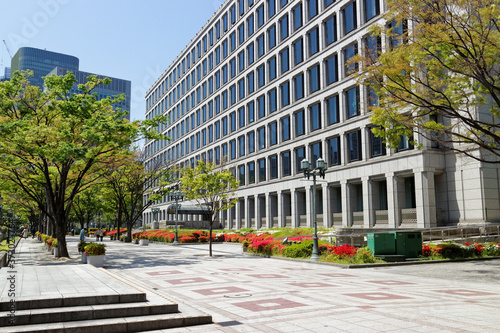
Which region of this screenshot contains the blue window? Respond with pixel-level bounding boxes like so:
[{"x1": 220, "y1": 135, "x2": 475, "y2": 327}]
[
  {"x1": 281, "y1": 116, "x2": 290, "y2": 141},
  {"x1": 365, "y1": 35, "x2": 381, "y2": 61},
  {"x1": 215, "y1": 146, "x2": 220, "y2": 164},
  {"x1": 258, "y1": 64, "x2": 265, "y2": 87},
  {"x1": 215, "y1": 47, "x2": 221, "y2": 64},
  {"x1": 230, "y1": 112, "x2": 237, "y2": 132},
  {"x1": 295, "y1": 110, "x2": 305, "y2": 136},
  {"x1": 248, "y1": 43, "x2": 254, "y2": 64},
  {"x1": 238, "y1": 79, "x2": 245, "y2": 100},
  {"x1": 344, "y1": 43, "x2": 358, "y2": 75},
  {"x1": 238, "y1": 51, "x2": 245, "y2": 72},
  {"x1": 293, "y1": 38, "x2": 303, "y2": 65},
  {"x1": 269, "y1": 0, "x2": 276, "y2": 18},
  {"x1": 238, "y1": 23, "x2": 245, "y2": 45},
  {"x1": 230, "y1": 140, "x2": 236, "y2": 160},
  {"x1": 346, "y1": 86, "x2": 360, "y2": 118},
  {"x1": 365, "y1": 0, "x2": 380, "y2": 22},
  {"x1": 247, "y1": 72, "x2": 254, "y2": 94},
  {"x1": 208, "y1": 54, "x2": 213, "y2": 71},
  {"x1": 307, "y1": 0, "x2": 318, "y2": 20},
  {"x1": 215, "y1": 96, "x2": 220, "y2": 114},
  {"x1": 248, "y1": 131, "x2": 255, "y2": 153},
  {"x1": 325, "y1": 0, "x2": 335, "y2": 7},
  {"x1": 258, "y1": 95, "x2": 265, "y2": 118},
  {"x1": 239, "y1": 136, "x2": 245, "y2": 157},
  {"x1": 268, "y1": 25, "x2": 276, "y2": 49},
  {"x1": 309, "y1": 103, "x2": 321, "y2": 131},
  {"x1": 258, "y1": 158, "x2": 266, "y2": 181},
  {"x1": 268, "y1": 57, "x2": 276, "y2": 81},
  {"x1": 280, "y1": 15, "x2": 289, "y2": 41},
  {"x1": 209, "y1": 101, "x2": 213, "y2": 118},
  {"x1": 222, "y1": 117, "x2": 228, "y2": 136},
  {"x1": 282, "y1": 151, "x2": 291, "y2": 176},
  {"x1": 222, "y1": 143, "x2": 228, "y2": 162},
  {"x1": 258, "y1": 127, "x2": 266, "y2": 149},
  {"x1": 280, "y1": 48, "x2": 289, "y2": 73},
  {"x1": 222, "y1": 65, "x2": 228, "y2": 83},
  {"x1": 370, "y1": 127, "x2": 385, "y2": 157},
  {"x1": 310, "y1": 141, "x2": 322, "y2": 167},
  {"x1": 269, "y1": 89, "x2": 277, "y2": 113},
  {"x1": 294, "y1": 74, "x2": 304, "y2": 100},
  {"x1": 230, "y1": 4, "x2": 236, "y2": 23},
  {"x1": 223, "y1": 13, "x2": 228, "y2": 31},
  {"x1": 215, "y1": 121, "x2": 220, "y2": 139},
  {"x1": 348, "y1": 130, "x2": 362, "y2": 162},
  {"x1": 327, "y1": 94, "x2": 339, "y2": 125},
  {"x1": 269, "y1": 121, "x2": 277, "y2": 145},
  {"x1": 209, "y1": 77, "x2": 213, "y2": 94},
  {"x1": 248, "y1": 14, "x2": 254, "y2": 36},
  {"x1": 215, "y1": 71, "x2": 220, "y2": 89},
  {"x1": 343, "y1": 2, "x2": 357, "y2": 35},
  {"x1": 280, "y1": 0, "x2": 288, "y2": 9},
  {"x1": 308, "y1": 27, "x2": 319, "y2": 56},
  {"x1": 295, "y1": 146, "x2": 305, "y2": 174},
  {"x1": 269, "y1": 156, "x2": 277, "y2": 179},
  {"x1": 281, "y1": 81, "x2": 290, "y2": 107},
  {"x1": 248, "y1": 162, "x2": 255, "y2": 183},
  {"x1": 325, "y1": 15, "x2": 337, "y2": 45},
  {"x1": 222, "y1": 90, "x2": 228, "y2": 109},
  {"x1": 238, "y1": 107, "x2": 245, "y2": 128},
  {"x1": 215, "y1": 22, "x2": 220, "y2": 39},
  {"x1": 257, "y1": 34, "x2": 265, "y2": 57},
  {"x1": 209, "y1": 29, "x2": 214, "y2": 45},
  {"x1": 230, "y1": 58, "x2": 236, "y2": 78},
  {"x1": 326, "y1": 54, "x2": 338, "y2": 85},
  {"x1": 247, "y1": 101, "x2": 255, "y2": 123},
  {"x1": 230, "y1": 85, "x2": 236, "y2": 105},
  {"x1": 293, "y1": 4, "x2": 302, "y2": 31},
  {"x1": 239, "y1": 0, "x2": 245, "y2": 15},
  {"x1": 309, "y1": 64, "x2": 320, "y2": 93},
  {"x1": 257, "y1": 5, "x2": 264, "y2": 27},
  {"x1": 328, "y1": 137, "x2": 341, "y2": 165}
]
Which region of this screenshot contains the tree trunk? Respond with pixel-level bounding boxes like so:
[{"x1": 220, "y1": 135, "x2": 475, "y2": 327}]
[{"x1": 208, "y1": 213, "x2": 213, "y2": 257}]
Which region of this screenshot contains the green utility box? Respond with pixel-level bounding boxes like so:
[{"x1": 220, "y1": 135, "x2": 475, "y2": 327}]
[
  {"x1": 390, "y1": 231, "x2": 422, "y2": 258},
  {"x1": 367, "y1": 233, "x2": 396, "y2": 256}
]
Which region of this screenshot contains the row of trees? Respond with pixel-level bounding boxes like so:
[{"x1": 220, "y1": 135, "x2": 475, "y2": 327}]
[
  {"x1": 0, "y1": 70, "x2": 240, "y2": 258},
  {"x1": 0, "y1": 71, "x2": 172, "y2": 257}
]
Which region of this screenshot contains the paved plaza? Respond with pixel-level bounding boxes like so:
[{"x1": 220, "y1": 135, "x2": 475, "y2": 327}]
[{"x1": 1, "y1": 236, "x2": 500, "y2": 332}]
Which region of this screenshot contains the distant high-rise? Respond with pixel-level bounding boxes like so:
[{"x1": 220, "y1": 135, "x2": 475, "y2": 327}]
[
  {"x1": 11, "y1": 47, "x2": 130, "y2": 119},
  {"x1": 4, "y1": 67, "x2": 10, "y2": 80},
  {"x1": 11, "y1": 47, "x2": 79, "y2": 88}
]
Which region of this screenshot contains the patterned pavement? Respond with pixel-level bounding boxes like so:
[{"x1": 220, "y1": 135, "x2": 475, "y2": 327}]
[{"x1": 4, "y1": 236, "x2": 500, "y2": 332}]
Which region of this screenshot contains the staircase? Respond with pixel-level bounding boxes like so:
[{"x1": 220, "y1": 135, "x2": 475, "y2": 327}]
[{"x1": 0, "y1": 286, "x2": 211, "y2": 332}]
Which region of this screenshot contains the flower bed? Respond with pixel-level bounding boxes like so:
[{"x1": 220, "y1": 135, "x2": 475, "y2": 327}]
[{"x1": 422, "y1": 242, "x2": 500, "y2": 259}]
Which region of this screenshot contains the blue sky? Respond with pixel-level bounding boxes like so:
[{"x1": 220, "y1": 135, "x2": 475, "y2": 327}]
[{"x1": 0, "y1": 0, "x2": 225, "y2": 121}]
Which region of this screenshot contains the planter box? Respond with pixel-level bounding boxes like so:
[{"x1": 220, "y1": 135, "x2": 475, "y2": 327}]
[
  {"x1": 87, "y1": 255, "x2": 104, "y2": 267},
  {"x1": 51, "y1": 247, "x2": 54, "y2": 254},
  {"x1": 81, "y1": 252, "x2": 87, "y2": 264},
  {"x1": 53, "y1": 248, "x2": 59, "y2": 257},
  {"x1": 139, "y1": 239, "x2": 149, "y2": 246}
]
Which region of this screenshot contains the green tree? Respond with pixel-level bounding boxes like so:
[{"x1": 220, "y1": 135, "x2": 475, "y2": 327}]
[
  {"x1": 0, "y1": 71, "x2": 165, "y2": 257},
  {"x1": 356, "y1": 0, "x2": 500, "y2": 162},
  {"x1": 103, "y1": 150, "x2": 174, "y2": 242},
  {"x1": 180, "y1": 161, "x2": 239, "y2": 257},
  {"x1": 71, "y1": 186, "x2": 107, "y2": 232}
]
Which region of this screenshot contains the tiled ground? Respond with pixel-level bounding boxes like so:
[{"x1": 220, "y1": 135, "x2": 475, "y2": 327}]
[{"x1": 4, "y1": 237, "x2": 500, "y2": 332}]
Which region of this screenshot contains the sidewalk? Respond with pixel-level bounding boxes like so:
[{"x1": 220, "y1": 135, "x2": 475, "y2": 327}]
[{"x1": 2, "y1": 237, "x2": 500, "y2": 332}]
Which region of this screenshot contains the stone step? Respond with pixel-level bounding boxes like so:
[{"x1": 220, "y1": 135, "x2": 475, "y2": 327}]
[
  {"x1": 0, "y1": 301, "x2": 178, "y2": 326},
  {"x1": 0, "y1": 292, "x2": 147, "y2": 311},
  {"x1": 2, "y1": 312, "x2": 213, "y2": 332}
]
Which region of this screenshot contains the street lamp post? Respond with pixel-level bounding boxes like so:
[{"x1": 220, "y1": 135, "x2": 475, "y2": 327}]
[
  {"x1": 301, "y1": 157, "x2": 327, "y2": 261},
  {"x1": 169, "y1": 191, "x2": 184, "y2": 244}
]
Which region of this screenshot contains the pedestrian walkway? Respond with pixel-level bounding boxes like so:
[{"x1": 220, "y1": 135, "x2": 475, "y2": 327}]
[{"x1": 2, "y1": 236, "x2": 500, "y2": 332}]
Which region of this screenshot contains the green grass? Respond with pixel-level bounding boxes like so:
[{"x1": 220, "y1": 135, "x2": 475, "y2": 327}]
[{"x1": 0, "y1": 237, "x2": 18, "y2": 252}]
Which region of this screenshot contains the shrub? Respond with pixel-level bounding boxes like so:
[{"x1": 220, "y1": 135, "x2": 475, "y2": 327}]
[
  {"x1": 84, "y1": 243, "x2": 106, "y2": 256},
  {"x1": 281, "y1": 240, "x2": 314, "y2": 258},
  {"x1": 78, "y1": 241, "x2": 88, "y2": 253}
]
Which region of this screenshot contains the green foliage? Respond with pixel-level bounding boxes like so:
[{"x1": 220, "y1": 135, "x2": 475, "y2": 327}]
[
  {"x1": 84, "y1": 242, "x2": 106, "y2": 256},
  {"x1": 356, "y1": 0, "x2": 500, "y2": 161},
  {"x1": 281, "y1": 240, "x2": 314, "y2": 258}
]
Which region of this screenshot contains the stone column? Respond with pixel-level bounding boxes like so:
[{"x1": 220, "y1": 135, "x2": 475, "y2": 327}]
[
  {"x1": 362, "y1": 176, "x2": 373, "y2": 228},
  {"x1": 415, "y1": 170, "x2": 437, "y2": 228},
  {"x1": 323, "y1": 184, "x2": 331, "y2": 227},
  {"x1": 386, "y1": 172, "x2": 400, "y2": 228},
  {"x1": 341, "y1": 180, "x2": 350, "y2": 227},
  {"x1": 291, "y1": 188, "x2": 298, "y2": 227},
  {"x1": 277, "y1": 190, "x2": 284, "y2": 228}
]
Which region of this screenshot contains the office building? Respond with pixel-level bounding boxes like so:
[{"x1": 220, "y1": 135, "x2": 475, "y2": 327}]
[
  {"x1": 11, "y1": 47, "x2": 130, "y2": 118},
  {"x1": 143, "y1": 0, "x2": 500, "y2": 230}
]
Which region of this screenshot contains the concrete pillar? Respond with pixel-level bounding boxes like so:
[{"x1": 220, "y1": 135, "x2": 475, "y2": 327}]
[
  {"x1": 245, "y1": 196, "x2": 251, "y2": 229},
  {"x1": 277, "y1": 190, "x2": 284, "y2": 227},
  {"x1": 340, "y1": 180, "x2": 349, "y2": 227},
  {"x1": 323, "y1": 184, "x2": 331, "y2": 227},
  {"x1": 415, "y1": 170, "x2": 437, "y2": 228},
  {"x1": 235, "y1": 199, "x2": 242, "y2": 229},
  {"x1": 305, "y1": 184, "x2": 312, "y2": 228},
  {"x1": 362, "y1": 176, "x2": 373, "y2": 228},
  {"x1": 291, "y1": 188, "x2": 298, "y2": 227},
  {"x1": 255, "y1": 195, "x2": 261, "y2": 229},
  {"x1": 386, "y1": 172, "x2": 400, "y2": 228}
]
